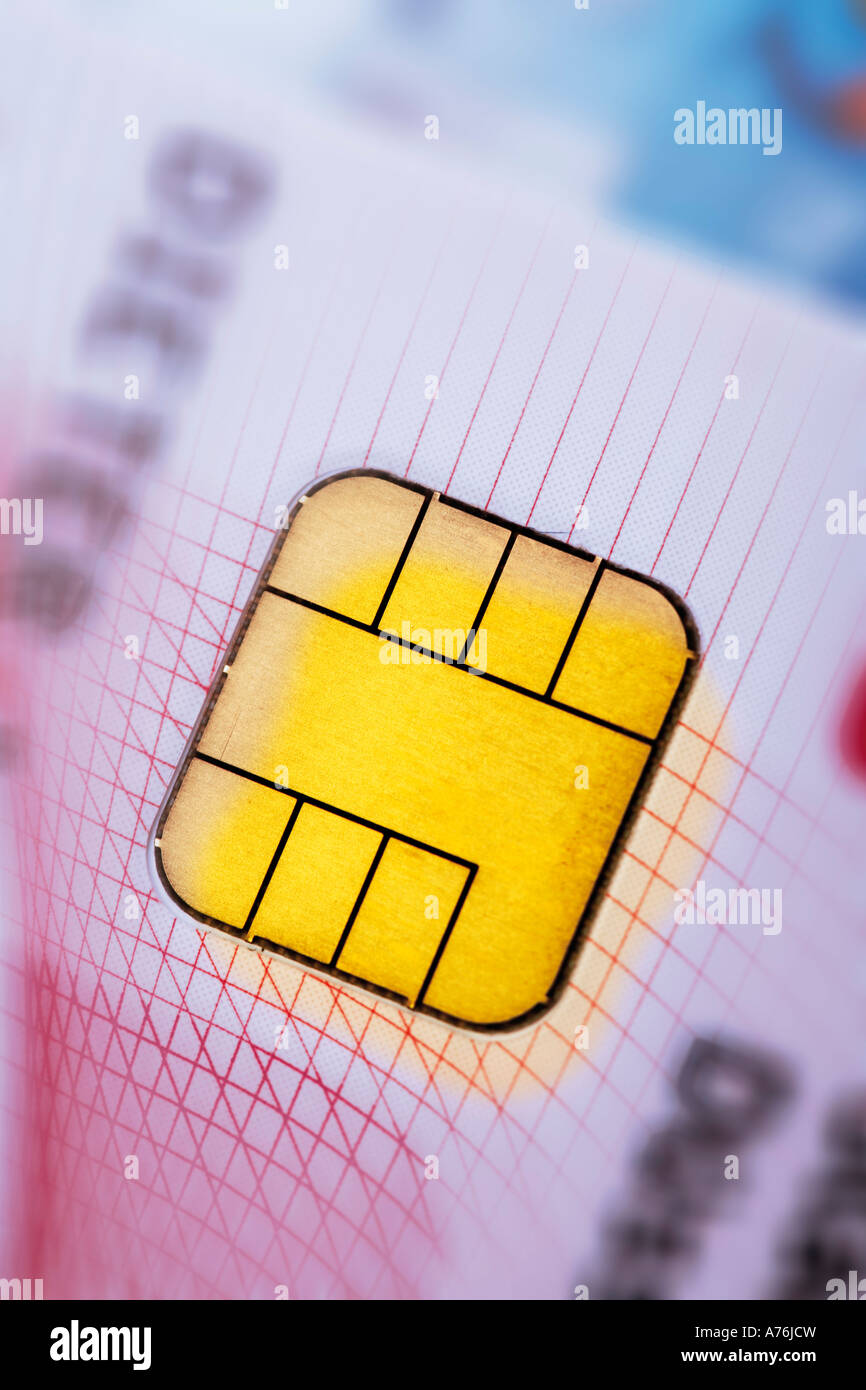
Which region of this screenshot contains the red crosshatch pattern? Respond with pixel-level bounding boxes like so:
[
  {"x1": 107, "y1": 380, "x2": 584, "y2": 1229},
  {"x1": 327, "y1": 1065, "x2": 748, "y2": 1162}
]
[{"x1": 3, "y1": 82, "x2": 866, "y2": 1299}]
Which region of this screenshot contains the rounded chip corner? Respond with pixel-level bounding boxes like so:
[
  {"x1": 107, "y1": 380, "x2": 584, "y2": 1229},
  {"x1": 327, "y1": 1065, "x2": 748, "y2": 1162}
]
[
  {"x1": 620, "y1": 563, "x2": 701, "y2": 662},
  {"x1": 147, "y1": 814, "x2": 182, "y2": 914},
  {"x1": 147, "y1": 813, "x2": 189, "y2": 919},
  {"x1": 301, "y1": 465, "x2": 415, "y2": 508},
  {"x1": 432, "y1": 989, "x2": 562, "y2": 1038},
  {"x1": 147, "y1": 813, "x2": 245, "y2": 948}
]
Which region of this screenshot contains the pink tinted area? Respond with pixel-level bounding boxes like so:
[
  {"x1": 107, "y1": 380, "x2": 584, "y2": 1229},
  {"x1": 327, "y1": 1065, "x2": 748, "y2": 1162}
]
[{"x1": 840, "y1": 662, "x2": 866, "y2": 780}]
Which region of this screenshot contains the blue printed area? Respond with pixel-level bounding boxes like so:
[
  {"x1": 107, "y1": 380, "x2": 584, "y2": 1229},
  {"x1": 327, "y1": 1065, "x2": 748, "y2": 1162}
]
[
  {"x1": 363, "y1": 0, "x2": 866, "y2": 304},
  {"x1": 83, "y1": 0, "x2": 866, "y2": 302}
]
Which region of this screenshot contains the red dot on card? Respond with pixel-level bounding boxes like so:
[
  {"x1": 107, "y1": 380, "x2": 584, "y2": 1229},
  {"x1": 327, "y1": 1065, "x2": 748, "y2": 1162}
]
[{"x1": 840, "y1": 663, "x2": 866, "y2": 780}]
